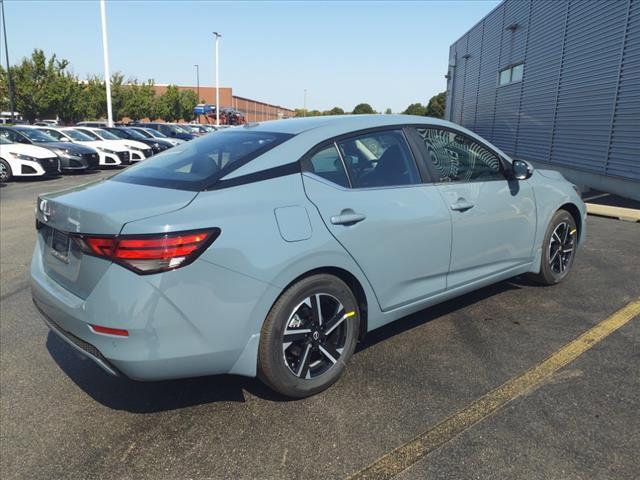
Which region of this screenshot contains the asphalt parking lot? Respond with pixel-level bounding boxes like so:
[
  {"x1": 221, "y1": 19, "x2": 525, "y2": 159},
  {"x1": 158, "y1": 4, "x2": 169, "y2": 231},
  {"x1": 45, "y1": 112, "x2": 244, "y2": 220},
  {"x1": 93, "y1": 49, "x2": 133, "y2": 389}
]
[{"x1": 1, "y1": 172, "x2": 639, "y2": 480}]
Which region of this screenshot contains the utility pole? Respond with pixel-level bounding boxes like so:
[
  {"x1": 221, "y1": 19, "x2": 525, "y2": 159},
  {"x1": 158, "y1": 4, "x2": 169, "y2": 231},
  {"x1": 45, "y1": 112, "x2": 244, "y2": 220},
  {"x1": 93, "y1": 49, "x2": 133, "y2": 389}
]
[
  {"x1": 1, "y1": 0, "x2": 16, "y2": 121},
  {"x1": 303, "y1": 89, "x2": 307, "y2": 117},
  {"x1": 194, "y1": 64, "x2": 200, "y2": 102},
  {"x1": 213, "y1": 32, "x2": 221, "y2": 126},
  {"x1": 99, "y1": 0, "x2": 113, "y2": 127}
]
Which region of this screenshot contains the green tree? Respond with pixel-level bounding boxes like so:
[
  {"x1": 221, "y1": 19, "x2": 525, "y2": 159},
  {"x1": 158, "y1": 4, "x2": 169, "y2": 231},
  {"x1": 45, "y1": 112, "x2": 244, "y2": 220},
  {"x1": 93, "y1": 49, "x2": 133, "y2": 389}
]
[
  {"x1": 81, "y1": 75, "x2": 107, "y2": 120},
  {"x1": 109, "y1": 72, "x2": 126, "y2": 120},
  {"x1": 426, "y1": 91, "x2": 446, "y2": 118},
  {"x1": 157, "y1": 85, "x2": 181, "y2": 121},
  {"x1": 122, "y1": 79, "x2": 157, "y2": 121},
  {"x1": 50, "y1": 71, "x2": 85, "y2": 123},
  {"x1": 352, "y1": 103, "x2": 375, "y2": 114},
  {"x1": 403, "y1": 103, "x2": 427, "y2": 116},
  {"x1": 384, "y1": 108, "x2": 392, "y2": 115},
  {"x1": 323, "y1": 106, "x2": 344, "y2": 116},
  {"x1": 178, "y1": 89, "x2": 198, "y2": 121},
  {"x1": 0, "y1": 65, "x2": 10, "y2": 112},
  {"x1": 8, "y1": 49, "x2": 72, "y2": 122}
]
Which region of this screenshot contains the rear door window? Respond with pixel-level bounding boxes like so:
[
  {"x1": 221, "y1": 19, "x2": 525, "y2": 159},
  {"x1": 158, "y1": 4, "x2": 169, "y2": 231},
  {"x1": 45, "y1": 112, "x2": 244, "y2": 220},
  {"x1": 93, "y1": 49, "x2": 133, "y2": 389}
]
[
  {"x1": 336, "y1": 130, "x2": 420, "y2": 188},
  {"x1": 112, "y1": 129, "x2": 292, "y2": 190}
]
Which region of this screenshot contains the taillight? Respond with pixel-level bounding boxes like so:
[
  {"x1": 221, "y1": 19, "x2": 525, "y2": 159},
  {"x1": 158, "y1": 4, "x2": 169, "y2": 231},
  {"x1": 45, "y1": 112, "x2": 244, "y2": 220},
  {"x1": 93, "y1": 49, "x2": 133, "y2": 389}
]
[{"x1": 73, "y1": 228, "x2": 220, "y2": 274}]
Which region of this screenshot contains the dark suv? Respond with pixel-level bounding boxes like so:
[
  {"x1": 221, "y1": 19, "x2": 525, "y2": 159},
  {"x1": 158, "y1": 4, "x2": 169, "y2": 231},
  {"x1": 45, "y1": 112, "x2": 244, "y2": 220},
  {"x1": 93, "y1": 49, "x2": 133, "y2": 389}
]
[
  {"x1": 132, "y1": 123, "x2": 195, "y2": 141},
  {"x1": 102, "y1": 127, "x2": 173, "y2": 154}
]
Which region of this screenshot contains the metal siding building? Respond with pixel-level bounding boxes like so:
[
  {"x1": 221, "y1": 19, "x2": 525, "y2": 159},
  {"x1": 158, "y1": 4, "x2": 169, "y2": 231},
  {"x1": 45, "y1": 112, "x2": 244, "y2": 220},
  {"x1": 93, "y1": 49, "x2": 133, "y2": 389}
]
[{"x1": 445, "y1": 0, "x2": 640, "y2": 200}]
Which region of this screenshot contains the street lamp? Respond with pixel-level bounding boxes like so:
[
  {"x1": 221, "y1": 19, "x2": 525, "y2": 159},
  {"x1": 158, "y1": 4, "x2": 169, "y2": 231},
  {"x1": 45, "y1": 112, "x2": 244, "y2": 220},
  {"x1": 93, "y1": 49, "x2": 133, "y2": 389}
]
[
  {"x1": 194, "y1": 64, "x2": 200, "y2": 102},
  {"x1": 1, "y1": 0, "x2": 17, "y2": 122},
  {"x1": 213, "y1": 31, "x2": 221, "y2": 126},
  {"x1": 99, "y1": 0, "x2": 113, "y2": 127}
]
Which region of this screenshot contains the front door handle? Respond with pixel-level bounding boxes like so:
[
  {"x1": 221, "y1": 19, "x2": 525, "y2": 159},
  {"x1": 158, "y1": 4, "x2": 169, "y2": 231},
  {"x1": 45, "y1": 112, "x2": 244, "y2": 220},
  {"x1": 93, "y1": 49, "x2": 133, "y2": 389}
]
[
  {"x1": 330, "y1": 211, "x2": 366, "y2": 226},
  {"x1": 450, "y1": 199, "x2": 475, "y2": 212}
]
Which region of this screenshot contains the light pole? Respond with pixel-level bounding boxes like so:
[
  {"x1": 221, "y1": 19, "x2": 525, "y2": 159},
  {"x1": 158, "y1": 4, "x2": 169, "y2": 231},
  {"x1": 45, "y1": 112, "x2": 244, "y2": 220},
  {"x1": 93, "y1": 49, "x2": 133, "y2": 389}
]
[
  {"x1": 99, "y1": 0, "x2": 113, "y2": 127},
  {"x1": 194, "y1": 64, "x2": 200, "y2": 102},
  {"x1": 213, "y1": 32, "x2": 221, "y2": 126},
  {"x1": 1, "y1": 0, "x2": 16, "y2": 122}
]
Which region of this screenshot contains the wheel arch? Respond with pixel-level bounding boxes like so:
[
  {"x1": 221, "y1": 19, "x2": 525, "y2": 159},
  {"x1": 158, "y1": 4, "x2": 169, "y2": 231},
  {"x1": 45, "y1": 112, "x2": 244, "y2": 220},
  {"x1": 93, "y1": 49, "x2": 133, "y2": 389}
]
[
  {"x1": 559, "y1": 202, "x2": 582, "y2": 243},
  {"x1": 279, "y1": 266, "x2": 369, "y2": 341}
]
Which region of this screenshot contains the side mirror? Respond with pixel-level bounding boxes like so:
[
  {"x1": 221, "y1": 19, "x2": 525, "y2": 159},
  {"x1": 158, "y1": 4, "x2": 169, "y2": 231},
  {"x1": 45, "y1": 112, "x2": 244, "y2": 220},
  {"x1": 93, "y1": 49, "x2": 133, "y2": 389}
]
[
  {"x1": 512, "y1": 159, "x2": 533, "y2": 180},
  {"x1": 60, "y1": 137, "x2": 70, "y2": 142}
]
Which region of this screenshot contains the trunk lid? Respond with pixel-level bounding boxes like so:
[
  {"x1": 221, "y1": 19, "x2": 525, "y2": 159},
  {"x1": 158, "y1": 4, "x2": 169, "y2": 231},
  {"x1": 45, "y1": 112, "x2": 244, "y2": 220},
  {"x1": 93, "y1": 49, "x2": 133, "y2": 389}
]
[{"x1": 36, "y1": 178, "x2": 198, "y2": 298}]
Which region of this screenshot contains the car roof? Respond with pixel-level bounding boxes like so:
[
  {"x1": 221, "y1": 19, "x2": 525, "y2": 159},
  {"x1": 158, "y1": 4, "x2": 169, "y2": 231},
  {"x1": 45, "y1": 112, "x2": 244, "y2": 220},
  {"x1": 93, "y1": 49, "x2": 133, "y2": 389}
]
[{"x1": 240, "y1": 114, "x2": 455, "y2": 135}]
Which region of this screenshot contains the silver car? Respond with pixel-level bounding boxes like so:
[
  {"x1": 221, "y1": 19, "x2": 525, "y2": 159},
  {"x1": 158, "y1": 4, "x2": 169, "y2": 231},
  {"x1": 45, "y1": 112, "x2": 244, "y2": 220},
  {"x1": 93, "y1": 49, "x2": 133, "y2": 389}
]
[{"x1": 31, "y1": 115, "x2": 586, "y2": 398}]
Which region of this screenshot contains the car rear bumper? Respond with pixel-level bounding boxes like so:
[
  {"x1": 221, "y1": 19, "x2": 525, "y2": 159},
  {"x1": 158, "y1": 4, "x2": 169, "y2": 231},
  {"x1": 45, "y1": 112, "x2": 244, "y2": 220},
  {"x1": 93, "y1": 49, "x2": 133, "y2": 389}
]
[{"x1": 30, "y1": 243, "x2": 279, "y2": 381}]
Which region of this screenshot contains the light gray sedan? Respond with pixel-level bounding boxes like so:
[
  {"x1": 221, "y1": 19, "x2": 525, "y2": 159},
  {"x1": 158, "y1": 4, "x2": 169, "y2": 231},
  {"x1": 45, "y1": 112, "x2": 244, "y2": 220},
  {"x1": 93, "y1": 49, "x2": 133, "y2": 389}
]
[{"x1": 30, "y1": 115, "x2": 586, "y2": 398}]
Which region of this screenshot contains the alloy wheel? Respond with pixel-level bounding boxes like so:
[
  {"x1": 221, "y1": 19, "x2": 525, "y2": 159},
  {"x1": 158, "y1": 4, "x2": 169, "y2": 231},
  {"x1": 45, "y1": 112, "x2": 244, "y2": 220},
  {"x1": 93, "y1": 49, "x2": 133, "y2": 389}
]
[
  {"x1": 282, "y1": 293, "x2": 354, "y2": 379},
  {"x1": 548, "y1": 221, "x2": 575, "y2": 275},
  {"x1": 0, "y1": 162, "x2": 7, "y2": 181}
]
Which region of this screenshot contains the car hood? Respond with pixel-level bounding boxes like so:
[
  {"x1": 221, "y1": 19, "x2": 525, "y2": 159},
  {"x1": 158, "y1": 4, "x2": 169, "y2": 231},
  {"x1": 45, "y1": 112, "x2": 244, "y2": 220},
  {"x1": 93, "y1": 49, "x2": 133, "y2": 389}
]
[
  {"x1": 79, "y1": 140, "x2": 129, "y2": 152},
  {"x1": 3, "y1": 143, "x2": 59, "y2": 159},
  {"x1": 117, "y1": 139, "x2": 150, "y2": 150},
  {"x1": 39, "y1": 141, "x2": 97, "y2": 155},
  {"x1": 102, "y1": 139, "x2": 148, "y2": 151}
]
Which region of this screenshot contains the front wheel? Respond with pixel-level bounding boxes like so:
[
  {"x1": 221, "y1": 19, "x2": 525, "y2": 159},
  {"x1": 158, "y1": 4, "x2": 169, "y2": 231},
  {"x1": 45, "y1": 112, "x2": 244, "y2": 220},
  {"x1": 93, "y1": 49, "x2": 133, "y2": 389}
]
[
  {"x1": 528, "y1": 209, "x2": 578, "y2": 285},
  {"x1": 0, "y1": 159, "x2": 12, "y2": 182},
  {"x1": 258, "y1": 274, "x2": 360, "y2": 398}
]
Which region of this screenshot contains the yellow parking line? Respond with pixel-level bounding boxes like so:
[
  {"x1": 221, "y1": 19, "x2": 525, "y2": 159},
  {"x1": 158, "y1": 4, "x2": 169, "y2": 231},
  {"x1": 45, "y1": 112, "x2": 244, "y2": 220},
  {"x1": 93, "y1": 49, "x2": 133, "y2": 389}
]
[{"x1": 347, "y1": 298, "x2": 640, "y2": 480}]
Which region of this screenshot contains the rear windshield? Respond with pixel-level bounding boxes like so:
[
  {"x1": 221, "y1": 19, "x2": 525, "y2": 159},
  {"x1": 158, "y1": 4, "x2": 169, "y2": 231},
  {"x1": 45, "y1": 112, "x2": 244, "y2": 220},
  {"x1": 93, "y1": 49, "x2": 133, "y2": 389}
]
[{"x1": 111, "y1": 129, "x2": 293, "y2": 191}]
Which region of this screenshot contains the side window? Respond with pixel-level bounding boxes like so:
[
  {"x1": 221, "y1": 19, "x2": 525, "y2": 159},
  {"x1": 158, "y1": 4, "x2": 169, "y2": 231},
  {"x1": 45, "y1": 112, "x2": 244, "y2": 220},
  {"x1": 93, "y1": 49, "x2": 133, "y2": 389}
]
[
  {"x1": 0, "y1": 129, "x2": 19, "y2": 143},
  {"x1": 44, "y1": 129, "x2": 63, "y2": 140},
  {"x1": 336, "y1": 130, "x2": 420, "y2": 188},
  {"x1": 305, "y1": 144, "x2": 350, "y2": 188},
  {"x1": 415, "y1": 128, "x2": 503, "y2": 183}
]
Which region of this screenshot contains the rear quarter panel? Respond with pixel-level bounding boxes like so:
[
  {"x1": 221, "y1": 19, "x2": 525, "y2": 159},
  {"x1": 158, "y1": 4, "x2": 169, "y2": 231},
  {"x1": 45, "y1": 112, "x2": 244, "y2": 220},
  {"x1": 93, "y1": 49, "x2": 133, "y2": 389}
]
[{"x1": 120, "y1": 173, "x2": 380, "y2": 343}]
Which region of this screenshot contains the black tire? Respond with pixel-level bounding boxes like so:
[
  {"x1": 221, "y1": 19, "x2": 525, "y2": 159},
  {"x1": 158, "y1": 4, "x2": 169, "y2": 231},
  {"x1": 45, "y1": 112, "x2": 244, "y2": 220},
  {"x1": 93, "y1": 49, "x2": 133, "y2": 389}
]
[
  {"x1": 528, "y1": 209, "x2": 578, "y2": 285},
  {"x1": 0, "y1": 159, "x2": 12, "y2": 182},
  {"x1": 258, "y1": 274, "x2": 360, "y2": 398}
]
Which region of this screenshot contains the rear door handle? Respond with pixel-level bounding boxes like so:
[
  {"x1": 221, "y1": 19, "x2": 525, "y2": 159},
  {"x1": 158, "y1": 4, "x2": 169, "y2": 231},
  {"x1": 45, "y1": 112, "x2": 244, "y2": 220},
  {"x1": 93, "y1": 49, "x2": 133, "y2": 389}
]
[
  {"x1": 330, "y1": 212, "x2": 366, "y2": 226},
  {"x1": 450, "y1": 199, "x2": 475, "y2": 212}
]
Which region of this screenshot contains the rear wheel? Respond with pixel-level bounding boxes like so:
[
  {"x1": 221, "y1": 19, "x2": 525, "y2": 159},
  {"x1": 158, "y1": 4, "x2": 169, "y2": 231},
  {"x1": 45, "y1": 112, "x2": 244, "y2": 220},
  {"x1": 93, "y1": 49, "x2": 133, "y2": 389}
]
[
  {"x1": 0, "y1": 159, "x2": 11, "y2": 182},
  {"x1": 529, "y1": 209, "x2": 577, "y2": 285},
  {"x1": 258, "y1": 274, "x2": 360, "y2": 398}
]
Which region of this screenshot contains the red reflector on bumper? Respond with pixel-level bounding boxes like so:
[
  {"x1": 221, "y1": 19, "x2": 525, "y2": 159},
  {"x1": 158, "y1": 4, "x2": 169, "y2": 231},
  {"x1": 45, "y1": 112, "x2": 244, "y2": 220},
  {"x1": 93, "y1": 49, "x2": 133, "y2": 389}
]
[{"x1": 90, "y1": 325, "x2": 129, "y2": 337}]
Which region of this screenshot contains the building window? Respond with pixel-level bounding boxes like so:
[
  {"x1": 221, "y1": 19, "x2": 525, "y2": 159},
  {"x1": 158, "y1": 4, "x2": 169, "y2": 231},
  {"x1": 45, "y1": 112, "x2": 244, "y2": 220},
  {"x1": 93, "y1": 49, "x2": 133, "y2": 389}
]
[{"x1": 498, "y1": 63, "x2": 524, "y2": 86}]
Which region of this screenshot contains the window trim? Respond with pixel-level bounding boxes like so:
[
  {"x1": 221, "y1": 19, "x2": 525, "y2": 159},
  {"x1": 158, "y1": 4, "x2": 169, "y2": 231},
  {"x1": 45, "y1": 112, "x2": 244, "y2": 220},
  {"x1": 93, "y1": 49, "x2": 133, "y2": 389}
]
[
  {"x1": 407, "y1": 125, "x2": 512, "y2": 184},
  {"x1": 300, "y1": 126, "x2": 427, "y2": 190},
  {"x1": 497, "y1": 62, "x2": 524, "y2": 87}
]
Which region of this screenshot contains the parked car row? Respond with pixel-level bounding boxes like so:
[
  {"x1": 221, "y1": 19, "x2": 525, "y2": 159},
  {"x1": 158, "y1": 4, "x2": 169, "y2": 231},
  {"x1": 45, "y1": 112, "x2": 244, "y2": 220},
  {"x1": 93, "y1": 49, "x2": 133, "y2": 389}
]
[
  {"x1": 0, "y1": 124, "x2": 183, "y2": 182},
  {"x1": 76, "y1": 121, "x2": 218, "y2": 141}
]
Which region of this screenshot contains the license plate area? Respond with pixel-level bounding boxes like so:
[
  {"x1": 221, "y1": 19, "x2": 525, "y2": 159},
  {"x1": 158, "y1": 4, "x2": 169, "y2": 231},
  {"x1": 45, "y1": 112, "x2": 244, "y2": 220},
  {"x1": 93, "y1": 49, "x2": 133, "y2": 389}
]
[{"x1": 50, "y1": 229, "x2": 70, "y2": 263}]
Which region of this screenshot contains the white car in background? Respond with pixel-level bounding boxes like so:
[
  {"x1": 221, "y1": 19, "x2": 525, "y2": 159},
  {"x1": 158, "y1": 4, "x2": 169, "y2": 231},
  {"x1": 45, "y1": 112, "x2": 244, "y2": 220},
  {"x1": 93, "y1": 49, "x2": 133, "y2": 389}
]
[
  {"x1": 36, "y1": 127, "x2": 131, "y2": 167},
  {"x1": 0, "y1": 136, "x2": 61, "y2": 181},
  {"x1": 129, "y1": 126, "x2": 186, "y2": 146},
  {"x1": 74, "y1": 127, "x2": 152, "y2": 161}
]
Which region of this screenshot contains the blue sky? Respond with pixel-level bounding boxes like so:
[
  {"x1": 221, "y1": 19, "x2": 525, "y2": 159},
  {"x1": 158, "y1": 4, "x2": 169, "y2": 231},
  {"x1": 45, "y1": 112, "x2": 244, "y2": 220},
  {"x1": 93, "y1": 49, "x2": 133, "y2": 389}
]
[{"x1": 5, "y1": 0, "x2": 500, "y2": 112}]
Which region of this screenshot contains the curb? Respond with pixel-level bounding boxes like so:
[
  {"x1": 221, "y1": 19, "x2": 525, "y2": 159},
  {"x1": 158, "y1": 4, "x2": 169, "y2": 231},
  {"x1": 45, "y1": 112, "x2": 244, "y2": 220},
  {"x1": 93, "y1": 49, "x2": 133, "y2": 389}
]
[{"x1": 586, "y1": 203, "x2": 640, "y2": 222}]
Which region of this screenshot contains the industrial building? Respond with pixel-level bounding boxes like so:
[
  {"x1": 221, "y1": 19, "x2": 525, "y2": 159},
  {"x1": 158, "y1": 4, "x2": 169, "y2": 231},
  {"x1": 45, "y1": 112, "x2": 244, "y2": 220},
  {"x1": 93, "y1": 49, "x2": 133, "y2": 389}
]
[
  {"x1": 153, "y1": 85, "x2": 294, "y2": 122},
  {"x1": 445, "y1": 0, "x2": 639, "y2": 200}
]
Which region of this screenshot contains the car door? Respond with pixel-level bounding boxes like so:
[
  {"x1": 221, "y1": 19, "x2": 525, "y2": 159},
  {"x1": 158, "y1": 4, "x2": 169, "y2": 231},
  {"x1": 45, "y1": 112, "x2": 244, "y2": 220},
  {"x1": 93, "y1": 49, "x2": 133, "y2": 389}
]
[
  {"x1": 302, "y1": 128, "x2": 452, "y2": 311},
  {"x1": 409, "y1": 127, "x2": 536, "y2": 289}
]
